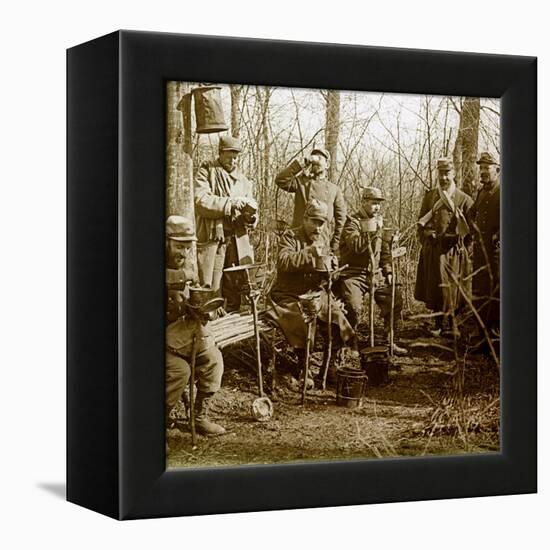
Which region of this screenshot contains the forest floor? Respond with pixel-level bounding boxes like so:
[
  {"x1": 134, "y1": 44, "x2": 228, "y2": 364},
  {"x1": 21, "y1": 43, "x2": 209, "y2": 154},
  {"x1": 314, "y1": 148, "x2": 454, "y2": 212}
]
[{"x1": 167, "y1": 312, "x2": 500, "y2": 469}]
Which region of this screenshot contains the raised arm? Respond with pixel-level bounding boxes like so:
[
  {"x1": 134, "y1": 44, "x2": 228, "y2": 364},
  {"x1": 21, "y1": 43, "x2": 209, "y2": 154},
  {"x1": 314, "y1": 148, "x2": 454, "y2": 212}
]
[{"x1": 275, "y1": 159, "x2": 306, "y2": 194}]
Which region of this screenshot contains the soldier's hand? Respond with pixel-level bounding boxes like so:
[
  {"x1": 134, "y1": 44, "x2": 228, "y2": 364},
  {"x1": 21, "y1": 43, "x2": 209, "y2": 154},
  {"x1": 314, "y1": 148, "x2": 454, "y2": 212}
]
[
  {"x1": 310, "y1": 243, "x2": 323, "y2": 258},
  {"x1": 386, "y1": 273, "x2": 394, "y2": 286},
  {"x1": 230, "y1": 197, "x2": 246, "y2": 217},
  {"x1": 167, "y1": 290, "x2": 186, "y2": 321},
  {"x1": 424, "y1": 228, "x2": 437, "y2": 241},
  {"x1": 242, "y1": 197, "x2": 258, "y2": 213}
]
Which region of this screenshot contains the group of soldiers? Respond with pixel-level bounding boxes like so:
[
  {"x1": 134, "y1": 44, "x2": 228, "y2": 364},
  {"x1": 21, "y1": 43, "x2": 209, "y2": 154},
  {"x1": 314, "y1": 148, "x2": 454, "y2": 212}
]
[
  {"x1": 415, "y1": 154, "x2": 500, "y2": 339},
  {"x1": 165, "y1": 135, "x2": 500, "y2": 439}
]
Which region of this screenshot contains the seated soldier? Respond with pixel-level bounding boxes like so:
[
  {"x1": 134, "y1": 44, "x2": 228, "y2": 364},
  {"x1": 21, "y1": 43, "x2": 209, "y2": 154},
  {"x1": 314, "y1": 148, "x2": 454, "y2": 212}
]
[
  {"x1": 165, "y1": 215, "x2": 225, "y2": 437},
  {"x1": 265, "y1": 199, "x2": 355, "y2": 388},
  {"x1": 334, "y1": 187, "x2": 407, "y2": 355}
]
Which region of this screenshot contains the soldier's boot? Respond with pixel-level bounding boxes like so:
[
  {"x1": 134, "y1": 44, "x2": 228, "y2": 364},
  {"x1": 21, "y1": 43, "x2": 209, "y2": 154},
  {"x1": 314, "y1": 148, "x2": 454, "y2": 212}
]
[{"x1": 194, "y1": 391, "x2": 226, "y2": 436}]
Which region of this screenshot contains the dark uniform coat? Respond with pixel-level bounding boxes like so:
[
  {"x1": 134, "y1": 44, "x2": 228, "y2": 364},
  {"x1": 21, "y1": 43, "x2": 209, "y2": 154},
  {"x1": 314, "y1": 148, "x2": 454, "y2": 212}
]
[
  {"x1": 275, "y1": 159, "x2": 347, "y2": 253},
  {"x1": 414, "y1": 187, "x2": 473, "y2": 314},
  {"x1": 336, "y1": 214, "x2": 402, "y2": 330},
  {"x1": 469, "y1": 179, "x2": 500, "y2": 327},
  {"x1": 266, "y1": 226, "x2": 354, "y2": 349}
]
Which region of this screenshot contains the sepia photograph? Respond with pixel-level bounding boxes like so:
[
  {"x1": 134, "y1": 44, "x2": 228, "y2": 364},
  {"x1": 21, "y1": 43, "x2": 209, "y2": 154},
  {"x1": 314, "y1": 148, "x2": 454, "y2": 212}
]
[{"x1": 165, "y1": 81, "x2": 501, "y2": 468}]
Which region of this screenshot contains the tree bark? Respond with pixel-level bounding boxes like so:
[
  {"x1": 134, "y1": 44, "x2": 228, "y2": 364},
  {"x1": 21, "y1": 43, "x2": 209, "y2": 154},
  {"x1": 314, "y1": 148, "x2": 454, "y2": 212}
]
[
  {"x1": 230, "y1": 85, "x2": 242, "y2": 138},
  {"x1": 452, "y1": 97, "x2": 480, "y2": 197},
  {"x1": 261, "y1": 87, "x2": 271, "y2": 221},
  {"x1": 324, "y1": 90, "x2": 340, "y2": 182},
  {"x1": 166, "y1": 81, "x2": 194, "y2": 218}
]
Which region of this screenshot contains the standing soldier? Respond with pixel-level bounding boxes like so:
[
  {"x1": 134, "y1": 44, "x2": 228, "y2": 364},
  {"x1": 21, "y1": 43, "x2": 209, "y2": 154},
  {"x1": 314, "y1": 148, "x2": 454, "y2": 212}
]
[
  {"x1": 470, "y1": 152, "x2": 501, "y2": 338},
  {"x1": 415, "y1": 158, "x2": 474, "y2": 335},
  {"x1": 165, "y1": 216, "x2": 226, "y2": 437},
  {"x1": 275, "y1": 147, "x2": 347, "y2": 254},
  {"x1": 335, "y1": 187, "x2": 407, "y2": 354},
  {"x1": 194, "y1": 136, "x2": 258, "y2": 312}
]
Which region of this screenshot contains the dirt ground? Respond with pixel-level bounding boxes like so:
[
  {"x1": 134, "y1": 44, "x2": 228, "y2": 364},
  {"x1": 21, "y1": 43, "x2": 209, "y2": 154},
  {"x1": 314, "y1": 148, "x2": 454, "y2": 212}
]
[{"x1": 167, "y1": 317, "x2": 500, "y2": 469}]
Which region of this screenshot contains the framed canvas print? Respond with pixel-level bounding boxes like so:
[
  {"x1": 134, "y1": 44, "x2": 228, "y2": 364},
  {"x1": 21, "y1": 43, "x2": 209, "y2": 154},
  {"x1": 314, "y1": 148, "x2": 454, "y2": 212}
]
[{"x1": 67, "y1": 30, "x2": 536, "y2": 519}]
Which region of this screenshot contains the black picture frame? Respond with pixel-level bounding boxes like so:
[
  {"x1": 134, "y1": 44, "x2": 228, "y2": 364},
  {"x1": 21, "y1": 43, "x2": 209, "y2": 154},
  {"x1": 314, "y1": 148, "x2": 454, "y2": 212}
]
[{"x1": 67, "y1": 30, "x2": 537, "y2": 520}]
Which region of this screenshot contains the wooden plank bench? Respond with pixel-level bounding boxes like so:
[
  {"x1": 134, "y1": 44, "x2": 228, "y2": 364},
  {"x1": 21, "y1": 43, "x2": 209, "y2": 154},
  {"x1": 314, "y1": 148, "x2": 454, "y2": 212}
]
[{"x1": 209, "y1": 310, "x2": 271, "y2": 349}]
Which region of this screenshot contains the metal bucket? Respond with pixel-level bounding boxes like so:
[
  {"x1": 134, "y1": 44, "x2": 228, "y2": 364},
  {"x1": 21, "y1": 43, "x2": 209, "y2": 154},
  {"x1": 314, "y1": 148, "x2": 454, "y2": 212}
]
[
  {"x1": 360, "y1": 346, "x2": 390, "y2": 386},
  {"x1": 188, "y1": 287, "x2": 220, "y2": 311},
  {"x1": 336, "y1": 367, "x2": 368, "y2": 408},
  {"x1": 192, "y1": 86, "x2": 228, "y2": 134},
  {"x1": 359, "y1": 217, "x2": 379, "y2": 233},
  {"x1": 314, "y1": 255, "x2": 332, "y2": 272}
]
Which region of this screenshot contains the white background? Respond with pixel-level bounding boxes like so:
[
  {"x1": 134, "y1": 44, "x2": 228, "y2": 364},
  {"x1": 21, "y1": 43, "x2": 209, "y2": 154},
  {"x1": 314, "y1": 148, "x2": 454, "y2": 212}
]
[{"x1": 0, "y1": 1, "x2": 546, "y2": 548}]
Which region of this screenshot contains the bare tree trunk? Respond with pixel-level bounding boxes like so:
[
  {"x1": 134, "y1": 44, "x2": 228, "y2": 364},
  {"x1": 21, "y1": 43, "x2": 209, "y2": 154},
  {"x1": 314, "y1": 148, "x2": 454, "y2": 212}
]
[
  {"x1": 261, "y1": 88, "x2": 271, "y2": 224},
  {"x1": 166, "y1": 81, "x2": 193, "y2": 218},
  {"x1": 230, "y1": 85, "x2": 242, "y2": 138},
  {"x1": 325, "y1": 90, "x2": 340, "y2": 182},
  {"x1": 397, "y1": 118, "x2": 403, "y2": 229},
  {"x1": 452, "y1": 97, "x2": 480, "y2": 197},
  {"x1": 425, "y1": 97, "x2": 433, "y2": 190}
]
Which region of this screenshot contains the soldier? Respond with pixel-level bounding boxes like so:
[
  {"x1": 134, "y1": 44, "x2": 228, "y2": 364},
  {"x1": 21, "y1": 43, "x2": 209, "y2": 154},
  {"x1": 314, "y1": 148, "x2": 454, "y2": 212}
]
[
  {"x1": 275, "y1": 147, "x2": 347, "y2": 254},
  {"x1": 470, "y1": 152, "x2": 501, "y2": 337},
  {"x1": 414, "y1": 158, "x2": 474, "y2": 335},
  {"x1": 194, "y1": 136, "x2": 258, "y2": 312},
  {"x1": 266, "y1": 199, "x2": 355, "y2": 387},
  {"x1": 335, "y1": 187, "x2": 407, "y2": 355},
  {"x1": 165, "y1": 215, "x2": 226, "y2": 437}
]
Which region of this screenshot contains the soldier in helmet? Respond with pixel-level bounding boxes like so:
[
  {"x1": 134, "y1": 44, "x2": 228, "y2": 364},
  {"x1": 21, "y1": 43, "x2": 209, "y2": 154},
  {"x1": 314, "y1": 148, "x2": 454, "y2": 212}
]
[
  {"x1": 165, "y1": 215, "x2": 225, "y2": 438},
  {"x1": 275, "y1": 146, "x2": 347, "y2": 254},
  {"x1": 194, "y1": 136, "x2": 258, "y2": 313},
  {"x1": 335, "y1": 187, "x2": 407, "y2": 355}
]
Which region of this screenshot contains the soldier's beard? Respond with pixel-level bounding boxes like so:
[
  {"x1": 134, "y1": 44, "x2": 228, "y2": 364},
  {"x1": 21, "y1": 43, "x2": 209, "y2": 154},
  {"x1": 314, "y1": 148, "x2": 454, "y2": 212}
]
[
  {"x1": 311, "y1": 165, "x2": 324, "y2": 176},
  {"x1": 220, "y1": 159, "x2": 236, "y2": 173},
  {"x1": 360, "y1": 206, "x2": 378, "y2": 218},
  {"x1": 169, "y1": 254, "x2": 189, "y2": 269}
]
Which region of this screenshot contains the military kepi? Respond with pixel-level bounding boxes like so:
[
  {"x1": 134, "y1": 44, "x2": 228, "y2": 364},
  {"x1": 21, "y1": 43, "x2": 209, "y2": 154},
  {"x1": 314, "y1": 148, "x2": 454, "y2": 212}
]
[
  {"x1": 304, "y1": 199, "x2": 329, "y2": 221},
  {"x1": 166, "y1": 215, "x2": 197, "y2": 241},
  {"x1": 311, "y1": 147, "x2": 331, "y2": 163},
  {"x1": 437, "y1": 158, "x2": 453, "y2": 171},
  {"x1": 362, "y1": 186, "x2": 385, "y2": 202},
  {"x1": 476, "y1": 151, "x2": 499, "y2": 165},
  {"x1": 219, "y1": 136, "x2": 242, "y2": 153}
]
